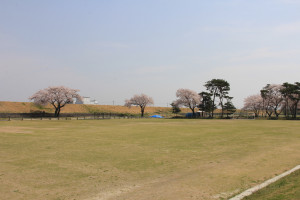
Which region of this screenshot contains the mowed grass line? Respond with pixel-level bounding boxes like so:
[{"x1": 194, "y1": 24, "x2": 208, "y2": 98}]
[
  {"x1": 244, "y1": 169, "x2": 300, "y2": 200},
  {"x1": 0, "y1": 119, "x2": 300, "y2": 200}
]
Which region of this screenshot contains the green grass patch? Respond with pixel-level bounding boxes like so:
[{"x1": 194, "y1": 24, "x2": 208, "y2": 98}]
[{"x1": 244, "y1": 170, "x2": 300, "y2": 200}]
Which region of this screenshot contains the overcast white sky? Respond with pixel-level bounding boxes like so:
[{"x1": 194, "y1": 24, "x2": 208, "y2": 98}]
[{"x1": 1, "y1": 0, "x2": 300, "y2": 108}]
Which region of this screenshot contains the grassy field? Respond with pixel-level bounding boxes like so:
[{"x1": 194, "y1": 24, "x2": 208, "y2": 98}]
[
  {"x1": 0, "y1": 119, "x2": 300, "y2": 200},
  {"x1": 244, "y1": 170, "x2": 300, "y2": 200}
]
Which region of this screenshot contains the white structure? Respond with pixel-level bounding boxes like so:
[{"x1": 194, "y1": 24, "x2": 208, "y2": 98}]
[
  {"x1": 90, "y1": 99, "x2": 98, "y2": 104},
  {"x1": 82, "y1": 97, "x2": 91, "y2": 104},
  {"x1": 74, "y1": 97, "x2": 98, "y2": 105}
]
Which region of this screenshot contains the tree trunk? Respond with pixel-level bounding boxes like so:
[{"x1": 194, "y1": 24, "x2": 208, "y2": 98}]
[
  {"x1": 266, "y1": 108, "x2": 272, "y2": 117},
  {"x1": 141, "y1": 107, "x2": 145, "y2": 117},
  {"x1": 211, "y1": 92, "x2": 216, "y2": 118},
  {"x1": 191, "y1": 108, "x2": 195, "y2": 118},
  {"x1": 275, "y1": 110, "x2": 279, "y2": 118},
  {"x1": 221, "y1": 107, "x2": 224, "y2": 118},
  {"x1": 220, "y1": 99, "x2": 224, "y2": 118},
  {"x1": 289, "y1": 105, "x2": 295, "y2": 119},
  {"x1": 54, "y1": 107, "x2": 61, "y2": 117},
  {"x1": 285, "y1": 99, "x2": 289, "y2": 117},
  {"x1": 293, "y1": 104, "x2": 297, "y2": 119},
  {"x1": 57, "y1": 108, "x2": 61, "y2": 117},
  {"x1": 289, "y1": 101, "x2": 299, "y2": 119},
  {"x1": 274, "y1": 106, "x2": 279, "y2": 118},
  {"x1": 254, "y1": 110, "x2": 259, "y2": 117},
  {"x1": 295, "y1": 100, "x2": 299, "y2": 119}
]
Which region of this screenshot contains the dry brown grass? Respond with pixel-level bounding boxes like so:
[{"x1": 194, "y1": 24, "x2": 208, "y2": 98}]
[
  {"x1": 1, "y1": 119, "x2": 300, "y2": 200},
  {"x1": 0, "y1": 101, "x2": 191, "y2": 115},
  {"x1": 0, "y1": 102, "x2": 46, "y2": 113}
]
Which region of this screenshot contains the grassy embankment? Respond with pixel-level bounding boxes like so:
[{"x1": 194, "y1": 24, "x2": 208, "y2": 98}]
[
  {"x1": 0, "y1": 101, "x2": 191, "y2": 117},
  {"x1": 1, "y1": 119, "x2": 300, "y2": 200}
]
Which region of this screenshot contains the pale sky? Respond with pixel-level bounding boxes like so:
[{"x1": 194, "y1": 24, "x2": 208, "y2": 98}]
[{"x1": 1, "y1": 0, "x2": 300, "y2": 108}]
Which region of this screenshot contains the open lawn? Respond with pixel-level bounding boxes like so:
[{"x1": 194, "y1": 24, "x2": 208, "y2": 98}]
[{"x1": 0, "y1": 119, "x2": 300, "y2": 200}]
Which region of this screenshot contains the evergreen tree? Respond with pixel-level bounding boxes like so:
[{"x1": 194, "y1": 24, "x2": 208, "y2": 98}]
[
  {"x1": 223, "y1": 96, "x2": 236, "y2": 118},
  {"x1": 170, "y1": 103, "x2": 181, "y2": 115},
  {"x1": 204, "y1": 79, "x2": 230, "y2": 118},
  {"x1": 198, "y1": 92, "x2": 215, "y2": 117}
]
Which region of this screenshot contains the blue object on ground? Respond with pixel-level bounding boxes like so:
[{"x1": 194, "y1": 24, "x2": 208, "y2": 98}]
[{"x1": 150, "y1": 115, "x2": 164, "y2": 118}]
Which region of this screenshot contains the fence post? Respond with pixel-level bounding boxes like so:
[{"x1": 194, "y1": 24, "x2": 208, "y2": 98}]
[{"x1": 8, "y1": 116, "x2": 10, "y2": 121}]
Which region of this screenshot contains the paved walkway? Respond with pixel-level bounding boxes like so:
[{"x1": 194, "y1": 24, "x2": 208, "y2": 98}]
[{"x1": 229, "y1": 165, "x2": 300, "y2": 200}]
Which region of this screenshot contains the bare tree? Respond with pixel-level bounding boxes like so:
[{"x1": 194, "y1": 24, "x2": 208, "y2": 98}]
[
  {"x1": 173, "y1": 88, "x2": 201, "y2": 117},
  {"x1": 124, "y1": 94, "x2": 154, "y2": 117},
  {"x1": 29, "y1": 86, "x2": 82, "y2": 117},
  {"x1": 243, "y1": 94, "x2": 264, "y2": 117}
]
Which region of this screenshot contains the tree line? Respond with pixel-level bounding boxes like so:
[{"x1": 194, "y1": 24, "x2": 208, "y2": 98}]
[
  {"x1": 243, "y1": 82, "x2": 300, "y2": 119},
  {"x1": 29, "y1": 79, "x2": 235, "y2": 118},
  {"x1": 172, "y1": 79, "x2": 236, "y2": 118},
  {"x1": 29, "y1": 80, "x2": 299, "y2": 119}
]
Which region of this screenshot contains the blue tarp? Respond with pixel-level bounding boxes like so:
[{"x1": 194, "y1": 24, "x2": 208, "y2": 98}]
[
  {"x1": 150, "y1": 115, "x2": 164, "y2": 118},
  {"x1": 185, "y1": 113, "x2": 194, "y2": 118}
]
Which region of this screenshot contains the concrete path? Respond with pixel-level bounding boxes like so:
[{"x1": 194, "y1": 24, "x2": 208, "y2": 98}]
[{"x1": 229, "y1": 165, "x2": 300, "y2": 200}]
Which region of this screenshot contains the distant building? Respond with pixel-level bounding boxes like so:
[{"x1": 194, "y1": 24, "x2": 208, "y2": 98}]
[
  {"x1": 74, "y1": 97, "x2": 98, "y2": 105},
  {"x1": 90, "y1": 99, "x2": 98, "y2": 104}
]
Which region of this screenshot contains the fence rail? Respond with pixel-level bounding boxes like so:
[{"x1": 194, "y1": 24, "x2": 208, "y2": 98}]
[{"x1": 1, "y1": 112, "x2": 298, "y2": 121}]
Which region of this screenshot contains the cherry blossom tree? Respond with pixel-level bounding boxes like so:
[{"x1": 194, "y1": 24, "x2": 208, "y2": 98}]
[
  {"x1": 173, "y1": 88, "x2": 201, "y2": 117},
  {"x1": 29, "y1": 86, "x2": 82, "y2": 117},
  {"x1": 243, "y1": 94, "x2": 264, "y2": 117},
  {"x1": 261, "y1": 84, "x2": 284, "y2": 118},
  {"x1": 124, "y1": 94, "x2": 154, "y2": 117}
]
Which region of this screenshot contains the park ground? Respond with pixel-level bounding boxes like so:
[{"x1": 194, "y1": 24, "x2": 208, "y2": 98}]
[{"x1": 0, "y1": 119, "x2": 300, "y2": 200}]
